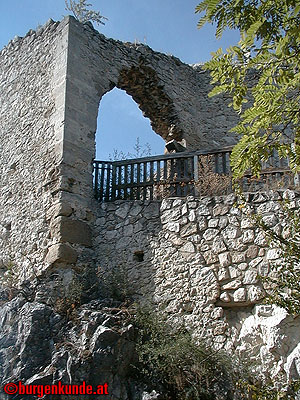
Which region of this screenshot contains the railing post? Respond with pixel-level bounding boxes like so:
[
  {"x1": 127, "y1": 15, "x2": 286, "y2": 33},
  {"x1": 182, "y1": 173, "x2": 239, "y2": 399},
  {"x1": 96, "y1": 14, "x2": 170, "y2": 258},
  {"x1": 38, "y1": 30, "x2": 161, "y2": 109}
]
[
  {"x1": 111, "y1": 164, "x2": 117, "y2": 201},
  {"x1": 93, "y1": 161, "x2": 99, "y2": 200},
  {"x1": 105, "y1": 163, "x2": 112, "y2": 202},
  {"x1": 193, "y1": 155, "x2": 199, "y2": 197},
  {"x1": 193, "y1": 155, "x2": 199, "y2": 182}
]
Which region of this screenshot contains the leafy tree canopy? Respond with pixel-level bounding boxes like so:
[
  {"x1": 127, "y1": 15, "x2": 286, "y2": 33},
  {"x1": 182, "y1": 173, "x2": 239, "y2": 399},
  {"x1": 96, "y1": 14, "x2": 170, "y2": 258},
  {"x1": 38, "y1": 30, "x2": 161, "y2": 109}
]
[
  {"x1": 65, "y1": 0, "x2": 107, "y2": 26},
  {"x1": 196, "y1": 0, "x2": 300, "y2": 180}
]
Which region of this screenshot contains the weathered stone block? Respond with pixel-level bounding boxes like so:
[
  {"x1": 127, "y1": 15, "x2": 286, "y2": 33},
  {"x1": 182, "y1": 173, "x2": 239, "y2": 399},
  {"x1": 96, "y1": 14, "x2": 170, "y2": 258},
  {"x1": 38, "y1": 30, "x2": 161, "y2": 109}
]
[
  {"x1": 254, "y1": 232, "x2": 268, "y2": 247},
  {"x1": 207, "y1": 218, "x2": 218, "y2": 229},
  {"x1": 45, "y1": 243, "x2": 77, "y2": 264},
  {"x1": 212, "y1": 237, "x2": 227, "y2": 254},
  {"x1": 105, "y1": 230, "x2": 118, "y2": 240},
  {"x1": 115, "y1": 203, "x2": 131, "y2": 219},
  {"x1": 180, "y1": 242, "x2": 195, "y2": 253},
  {"x1": 222, "y1": 279, "x2": 242, "y2": 290},
  {"x1": 203, "y1": 228, "x2": 219, "y2": 241},
  {"x1": 233, "y1": 288, "x2": 246, "y2": 302},
  {"x1": 218, "y1": 252, "x2": 231, "y2": 267},
  {"x1": 213, "y1": 204, "x2": 229, "y2": 216},
  {"x1": 213, "y1": 323, "x2": 227, "y2": 335},
  {"x1": 229, "y1": 266, "x2": 240, "y2": 279},
  {"x1": 51, "y1": 217, "x2": 92, "y2": 246},
  {"x1": 220, "y1": 292, "x2": 231, "y2": 302},
  {"x1": 203, "y1": 250, "x2": 218, "y2": 264},
  {"x1": 181, "y1": 203, "x2": 188, "y2": 215},
  {"x1": 241, "y1": 217, "x2": 253, "y2": 229},
  {"x1": 196, "y1": 204, "x2": 210, "y2": 216},
  {"x1": 144, "y1": 202, "x2": 160, "y2": 218},
  {"x1": 238, "y1": 262, "x2": 248, "y2": 271},
  {"x1": 242, "y1": 229, "x2": 255, "y2": 244},
  {"x1": 166, "y1": 221, "x2": 180, "y2": 233},
  {"x1": 218, "y1": 268, "x2": 229, "y2": 281},
  {"x1": 232, "y1": 253, "x2": 246, "y2": 264},
  {"x1": 243, "y1": 270, "x2": 258, "y2": 284},
  {"x1": 181, "y1": 223, "x2": 197, "y2": 237},
  {"x1": 223, "y1": 226, "x2": 241, "y2": 240},
  {"x1": 211, "y1": 307, "x2": 224, "y2": 319},
  {"x1": 219, "y1": 216, "x2": 228, "y2": 228},
  {"x1": 129, "y1": 204, "x2": 143, "y2": 216},
  {"x1": 46, "y1": 202, "x2": 73, "y2": 220},
  {"x1": 261, "y1": 214, "x2": 278, "y2": 228},
  {"x1": 246, "y1": 245, "x2": 259, "y2": 259},
  {"x1": 248, "y1": 285, "x2": 265, "y2": 302},
  {"x1": 188, "y1": 209, "x2": 196, "y2": 222},
  {"x1": 267, "y1": 248, "x2": 281, "y2": 260},
  {"x1": 161, "y1": 208, "x2": 181, "y2": 224},
  {"x1": 198, "y1": 217, "x2": 207, "y2": 231},
  {"x1": 160, "y1": 199, "x2": 172, "y2": 211},
  {"x1": 123, "y1": 225, "x2": 133, "y2": 236}
]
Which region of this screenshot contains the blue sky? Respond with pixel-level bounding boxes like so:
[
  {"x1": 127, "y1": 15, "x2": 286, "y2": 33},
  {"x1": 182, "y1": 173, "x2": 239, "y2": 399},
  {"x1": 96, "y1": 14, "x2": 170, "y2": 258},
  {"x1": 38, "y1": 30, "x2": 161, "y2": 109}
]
[{"x1": 0, "y1": 1, "x2": 240, "y2": 160}]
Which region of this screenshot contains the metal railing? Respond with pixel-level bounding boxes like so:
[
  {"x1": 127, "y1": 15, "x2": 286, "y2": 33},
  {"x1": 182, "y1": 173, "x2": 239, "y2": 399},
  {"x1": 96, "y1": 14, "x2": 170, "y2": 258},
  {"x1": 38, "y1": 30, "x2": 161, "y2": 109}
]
[{"x1": 93, "y1": 147, "x2": 297, "y2": 202}]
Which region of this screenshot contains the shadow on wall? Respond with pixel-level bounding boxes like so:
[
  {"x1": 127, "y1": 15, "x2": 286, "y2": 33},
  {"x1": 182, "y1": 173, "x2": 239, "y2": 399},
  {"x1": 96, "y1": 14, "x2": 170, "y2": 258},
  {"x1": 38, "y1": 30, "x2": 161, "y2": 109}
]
[{"x1": 94, "y1": 200, "x2": 162, "y2": 304}]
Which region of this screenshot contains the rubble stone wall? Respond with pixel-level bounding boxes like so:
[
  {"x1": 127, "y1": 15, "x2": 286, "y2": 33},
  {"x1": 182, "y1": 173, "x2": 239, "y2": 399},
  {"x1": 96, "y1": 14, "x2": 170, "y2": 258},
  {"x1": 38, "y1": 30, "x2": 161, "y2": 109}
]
[
  {"x1": 0, "y1": 16, "x2": 242, "y2": 279},
  {"x1": 94, "y1": 190, "x2": 300, "y2": 382},
  {"x1": 53, "y1": 16, "x2": 241, "y2": 272},
  {"x1": 0, "y1": 18, "x2": 70, "y2": 280},
  {"x1": 1, "y1": 15, "x2": 300, "y2": 388}
]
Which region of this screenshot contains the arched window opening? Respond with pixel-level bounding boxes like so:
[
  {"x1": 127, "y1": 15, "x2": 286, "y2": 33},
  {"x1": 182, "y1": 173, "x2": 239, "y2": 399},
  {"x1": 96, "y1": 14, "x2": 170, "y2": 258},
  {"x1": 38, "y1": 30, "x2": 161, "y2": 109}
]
[{"x1": 95, "y1": 87, "x2": 165, "y2": 161}]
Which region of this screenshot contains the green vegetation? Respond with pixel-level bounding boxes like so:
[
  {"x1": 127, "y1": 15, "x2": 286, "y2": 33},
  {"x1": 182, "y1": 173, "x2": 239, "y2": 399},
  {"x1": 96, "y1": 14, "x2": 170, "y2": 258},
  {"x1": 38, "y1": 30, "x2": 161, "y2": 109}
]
[
  {"x1": 132, "y1": 307, "x2": 232, "y2": 400},
  {"x1": 65, "y1": 0, "x2": 107, "y2": 25},
  {"x1": 54, "y1": 275, "x2": 83, "y2": 320},
  {"x1": 192, "y1": 5, "x2": 300, "y2": 395},
  {"x1": 131, "y1": 307, "x2": 300, "y2": 399},
  {"x1": 97, "y1": 264, "x2": 135, "y2": 303},
  {"x1": 196, "y1": 0, "x2": 300, "y2": 180},
  {"x1": 253, "y1": 200, "x2": 300, "y2": 315},
  {"x1": 195, "y1": 0, "x2": 300, "y2": 319}
]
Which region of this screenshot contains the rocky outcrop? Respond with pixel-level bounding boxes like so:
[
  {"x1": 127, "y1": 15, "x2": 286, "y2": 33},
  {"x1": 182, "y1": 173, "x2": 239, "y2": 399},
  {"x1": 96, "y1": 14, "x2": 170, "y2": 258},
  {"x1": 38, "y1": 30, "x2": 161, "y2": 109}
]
[{"x1": 0, "y1": 295, "x2": 146, "y2": 400}]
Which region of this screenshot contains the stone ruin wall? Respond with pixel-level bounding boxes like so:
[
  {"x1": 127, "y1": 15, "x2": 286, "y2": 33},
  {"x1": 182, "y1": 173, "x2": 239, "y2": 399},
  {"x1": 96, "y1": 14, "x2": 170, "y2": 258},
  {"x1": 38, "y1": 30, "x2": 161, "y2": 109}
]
[
  {"x1": 0, "y1": 16, "x2": 240, "y2": 282},
  {"x1": 0, "y1": 18, "x2": 70, "y2": 281},
  {"x1": 1, "y1": 15, "x2": 300, "y2": 386},
  {"x1": 94, "y1": 191, "x2": 300, "y2": 382}
]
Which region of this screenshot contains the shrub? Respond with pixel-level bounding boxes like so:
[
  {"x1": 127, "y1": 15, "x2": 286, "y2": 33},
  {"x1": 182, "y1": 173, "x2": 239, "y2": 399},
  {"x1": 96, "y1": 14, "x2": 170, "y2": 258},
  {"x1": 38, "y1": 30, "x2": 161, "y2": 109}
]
[
  {"x1": 130, "y1": 306, "x2": 300, "y2": 399},
  {"x1": 54, "y1": 275, "x2": 83, "y2": 320},
  {"x1": 65, "y1": 0, "x2": 107, "y2": 25},
  {"x1": 132, "y1": 307, "x2": 233, "y2": 400},
  {"x1": 97, "y1": 265, "x2": 135, "y2": 303}
]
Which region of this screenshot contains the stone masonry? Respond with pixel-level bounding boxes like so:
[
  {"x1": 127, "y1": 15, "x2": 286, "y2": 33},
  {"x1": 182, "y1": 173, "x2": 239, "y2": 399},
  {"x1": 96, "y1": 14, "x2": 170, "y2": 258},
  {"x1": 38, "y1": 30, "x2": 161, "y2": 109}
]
[
  {"x1": 94, "y1": 190, "x2": 300, "y2": 383},
  {"x1": 1, "y1": 15, "x2": 300, "y2": 391},
  {"x1": 0, "y1": 16, "x2": 240, "y2": 282}
]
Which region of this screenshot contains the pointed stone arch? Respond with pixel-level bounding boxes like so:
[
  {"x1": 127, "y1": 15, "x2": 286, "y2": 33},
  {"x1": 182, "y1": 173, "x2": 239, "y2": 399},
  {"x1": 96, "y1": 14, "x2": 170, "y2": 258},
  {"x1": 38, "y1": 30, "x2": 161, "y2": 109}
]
[
  {"x1": 49, "y1": 16, "x2": 239, "y2": 268},
  {"x1": 95, "y1": 86, "x2": 165, "y2": 160},
  {"x1": 116, "y1": 62, "x2": 183, "y2": 143}
]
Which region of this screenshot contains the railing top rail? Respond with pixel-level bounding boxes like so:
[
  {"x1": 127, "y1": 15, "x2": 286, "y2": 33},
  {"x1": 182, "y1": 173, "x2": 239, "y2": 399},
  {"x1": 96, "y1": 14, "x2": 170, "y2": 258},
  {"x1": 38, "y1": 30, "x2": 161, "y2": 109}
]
[{"x1": 93, "y1": 146, "x2": 234, "y2": 166}]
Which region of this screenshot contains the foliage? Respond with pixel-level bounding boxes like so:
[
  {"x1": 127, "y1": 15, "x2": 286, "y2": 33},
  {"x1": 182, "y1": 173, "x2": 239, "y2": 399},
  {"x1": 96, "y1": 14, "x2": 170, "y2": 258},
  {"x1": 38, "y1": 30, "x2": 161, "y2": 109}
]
[
  {"x1": 97, "y1": 265, "x2": 135, "y2": 303},
  {"x1": 65, "y1": 0, "x2": 107, "y2": 25},
  {"x1": 153, "y1": 154, "x2": 232, "y2": 199},
  {"x1": 132, "y1": 307, "x2": 233, "y2": 400},
  {"x1": 195, "y1": 155, "x2": 232, "y2": 196},
  {"x1": 195, "y1": 0, "x2": 300, "y2": 181},
  {"x1": 254, "y1": 199, "x2": 300, "y2": 315},
  {"x1": 109, "y1": 137, "x2": 151, "y2": 161},
  {"x1": 131, "y1": 307, "x2": 300, "y2": 399},
  {"x1": 236, "y1": 376, "x2": 300, "y2": 399},
  {"x1": 55, "y1": 275, "x2": 83, "y2": 320}
]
